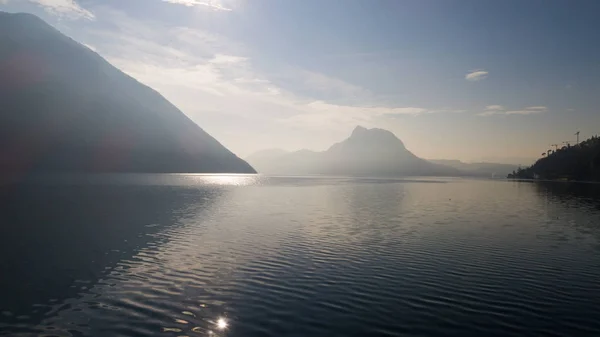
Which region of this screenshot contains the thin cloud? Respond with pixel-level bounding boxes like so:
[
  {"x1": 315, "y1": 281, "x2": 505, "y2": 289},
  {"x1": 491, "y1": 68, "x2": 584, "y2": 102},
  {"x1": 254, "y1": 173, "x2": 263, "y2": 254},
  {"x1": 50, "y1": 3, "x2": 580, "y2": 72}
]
[
  {"x1": 478, "y1": 111, "x2": 501, "y2": 117},
  {"x1": 505, "y1": 106, "x2": 547, "y2": 115},
  {"x1": 257, "y1": 65, "x2": 375, "y2": 107},
  {"x1": 298, "y1": 69, "x2": 369, "y2": 99},
  {"x1": 477, "y1": 105, "x2": 505, "y2": 116},
  {"x1": 210, "y1": 54, "x2": 247, "y2": 64},
  {"x1": 279, "y1": 102, "x2": 437, "y2": 130},
  {"x1": 24, "y1": 0, "x2": 94, "y2": 19},
  {"x1": 478, "y1": 105, "x2": 547, "y2": 116},
  {"x1": 465, "y1": 69, "x2": 488, "y2": 81},
  {"x1": 87, "y1": 8, "x2": 459, "y2": 133},
  {"x1": 162, "y1": 0, "x2": 232, "y2": 11}
]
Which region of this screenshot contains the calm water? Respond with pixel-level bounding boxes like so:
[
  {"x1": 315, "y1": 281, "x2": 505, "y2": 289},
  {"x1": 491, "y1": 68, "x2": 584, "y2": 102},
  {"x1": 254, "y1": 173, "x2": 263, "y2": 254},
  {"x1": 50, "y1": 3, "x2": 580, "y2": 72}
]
[{"x1": 2, "y1": 175, "x2": 600, "y2": 337}]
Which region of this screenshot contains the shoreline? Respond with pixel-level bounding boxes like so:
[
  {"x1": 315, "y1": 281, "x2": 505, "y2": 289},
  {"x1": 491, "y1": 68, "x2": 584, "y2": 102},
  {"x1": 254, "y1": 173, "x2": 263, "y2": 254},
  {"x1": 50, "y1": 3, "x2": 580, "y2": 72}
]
[{"x1": 507, "y1": 178, "x2": 600, "y2": 184}]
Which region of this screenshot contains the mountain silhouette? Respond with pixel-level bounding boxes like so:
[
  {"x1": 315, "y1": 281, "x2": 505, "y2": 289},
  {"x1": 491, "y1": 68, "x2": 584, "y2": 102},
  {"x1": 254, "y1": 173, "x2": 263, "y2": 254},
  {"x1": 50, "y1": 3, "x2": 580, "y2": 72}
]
[
  {"x1": 0, "y1": 12, "x2": 255, "y2": 174},
  {"x1": 247, "y1": 126, "x2": 460, "y2": 176},
  {"x1": 428, "y1": 159, "x2": 518, "y2": 178}
]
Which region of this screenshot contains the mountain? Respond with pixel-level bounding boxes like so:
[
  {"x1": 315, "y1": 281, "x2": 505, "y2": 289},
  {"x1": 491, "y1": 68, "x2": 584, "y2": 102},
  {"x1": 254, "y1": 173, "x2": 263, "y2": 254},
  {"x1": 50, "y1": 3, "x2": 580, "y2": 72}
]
[
  {"x1": 247, "y1": 126, "x2": 460, "y2": 176},
  {"x1": 429, "y1": 159, "x2": 518, "y2": 178},
  {"x1": 0, "y1": 12, "x2": 255, "y2": 174}
]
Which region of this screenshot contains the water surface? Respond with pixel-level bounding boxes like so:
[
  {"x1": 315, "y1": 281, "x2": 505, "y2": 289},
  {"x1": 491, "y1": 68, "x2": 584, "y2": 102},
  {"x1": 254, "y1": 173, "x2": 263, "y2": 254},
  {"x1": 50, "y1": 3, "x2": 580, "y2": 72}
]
[{"x1": 2, "y1": 175, "x2": 600, "y2": 336}]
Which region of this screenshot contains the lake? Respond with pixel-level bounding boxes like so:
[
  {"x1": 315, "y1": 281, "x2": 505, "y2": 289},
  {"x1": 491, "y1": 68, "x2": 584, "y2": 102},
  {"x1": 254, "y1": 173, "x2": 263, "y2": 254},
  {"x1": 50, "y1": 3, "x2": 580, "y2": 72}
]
[{"x1": 1, "y1": 175, "x2": 600, "y2": 337}]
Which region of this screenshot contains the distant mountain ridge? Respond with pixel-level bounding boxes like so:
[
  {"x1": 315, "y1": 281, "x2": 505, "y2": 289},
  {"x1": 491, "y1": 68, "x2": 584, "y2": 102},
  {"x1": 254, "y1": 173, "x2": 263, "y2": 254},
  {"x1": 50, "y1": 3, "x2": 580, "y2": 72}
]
[
  {"x1": 428, "y1": 159, "x2": 518, "y2": 178},
  {"x1": 0, "y1": 12, "x2": 255, "y2": 174},
  {"x1": 247, "y1": 126, "x2": 461, "y2": 177}
]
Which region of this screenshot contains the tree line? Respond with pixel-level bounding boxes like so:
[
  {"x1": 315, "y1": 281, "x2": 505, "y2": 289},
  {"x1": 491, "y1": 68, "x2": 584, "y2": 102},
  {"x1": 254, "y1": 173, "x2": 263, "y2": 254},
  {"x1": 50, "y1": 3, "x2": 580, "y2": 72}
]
[{"x1": 508, "y1": 135, "x2": 600, "y2": 181}]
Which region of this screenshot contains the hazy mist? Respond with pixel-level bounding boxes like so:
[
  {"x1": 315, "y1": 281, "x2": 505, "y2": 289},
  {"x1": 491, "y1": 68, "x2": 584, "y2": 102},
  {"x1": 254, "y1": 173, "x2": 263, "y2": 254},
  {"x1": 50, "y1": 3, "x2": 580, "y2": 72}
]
[{"x1": 1, "y1": 0, "x2": 599, "y2": 165}]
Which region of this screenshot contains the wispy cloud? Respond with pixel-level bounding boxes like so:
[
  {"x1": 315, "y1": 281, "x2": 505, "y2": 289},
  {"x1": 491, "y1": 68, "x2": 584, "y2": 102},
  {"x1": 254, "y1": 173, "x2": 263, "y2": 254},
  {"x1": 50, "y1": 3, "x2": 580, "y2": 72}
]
[
  {"x1": 477, "y1": 105, "x2": 504, "y2": 116},
  {"x1": 465, "y1": 69, "x2": 488, "y2": 82},
  {"x1": 506, "y1": 106, "x2": 547, "y2": 115},
  {"x1": 296, "y1": 69, "x2": 370, "y2": 100},
  {"x1": 210, "y1": 54, "x2": 247, "y2": 64},
  {"x1": 478, "y1": 105, "x2": 547, "y2": 116},
  {"x1": 277, "y1": 102, "x2": 445, "y2": 131},
  {"x1": 162, "y1": 0, "x2": 232, "y2": 11},
  {"x1": 485, "y1": 105, "x2": 504, "y2": 111},
  {"x1": 83, "y1": 8, "x2": 459, "y2": 135},
  {"x1": 21, "y1": 0, "x2": 95, "y2": 19}
]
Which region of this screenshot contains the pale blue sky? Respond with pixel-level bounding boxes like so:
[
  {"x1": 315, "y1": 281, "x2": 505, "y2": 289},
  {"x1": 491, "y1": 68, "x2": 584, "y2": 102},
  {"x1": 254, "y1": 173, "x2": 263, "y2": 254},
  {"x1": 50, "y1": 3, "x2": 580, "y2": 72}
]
[{"x1": 2, "y1": 0, "x2": 599, "y2": 164}]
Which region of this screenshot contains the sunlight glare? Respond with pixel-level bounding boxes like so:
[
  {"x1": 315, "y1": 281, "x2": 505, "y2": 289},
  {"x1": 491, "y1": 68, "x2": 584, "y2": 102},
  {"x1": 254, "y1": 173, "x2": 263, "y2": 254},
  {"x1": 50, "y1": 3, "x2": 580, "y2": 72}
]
[
  {"x1": 186, "y1": 174, "x2": 258, "y2": 186},
  {"x1": 216, "y1": 317, "x2": 228, "y2": 330}
]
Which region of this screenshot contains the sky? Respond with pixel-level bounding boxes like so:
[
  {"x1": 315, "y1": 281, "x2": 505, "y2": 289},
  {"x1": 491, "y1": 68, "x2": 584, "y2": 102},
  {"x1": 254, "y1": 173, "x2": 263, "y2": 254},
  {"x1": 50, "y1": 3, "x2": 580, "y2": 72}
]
[{"x1": 2, "y1": 0, "x2": 600, "y2": 165}]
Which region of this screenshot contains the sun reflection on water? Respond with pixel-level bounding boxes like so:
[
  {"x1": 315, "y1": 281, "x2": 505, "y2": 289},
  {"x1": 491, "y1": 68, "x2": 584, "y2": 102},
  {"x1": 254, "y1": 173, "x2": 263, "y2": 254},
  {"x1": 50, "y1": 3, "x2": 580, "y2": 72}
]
[
  {"x1": 216, "y1": 317, "x2": 228, "y2": 330},
  {"x1": 185, "y1": 174, "x2": 260, "y2": 186}
]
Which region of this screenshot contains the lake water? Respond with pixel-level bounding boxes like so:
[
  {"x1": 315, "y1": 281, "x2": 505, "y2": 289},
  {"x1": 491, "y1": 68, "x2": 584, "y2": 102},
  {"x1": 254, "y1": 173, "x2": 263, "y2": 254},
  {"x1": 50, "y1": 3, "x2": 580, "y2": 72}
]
[{"x1": 2, "y1": 175, "x2": 600, "y2": 337}]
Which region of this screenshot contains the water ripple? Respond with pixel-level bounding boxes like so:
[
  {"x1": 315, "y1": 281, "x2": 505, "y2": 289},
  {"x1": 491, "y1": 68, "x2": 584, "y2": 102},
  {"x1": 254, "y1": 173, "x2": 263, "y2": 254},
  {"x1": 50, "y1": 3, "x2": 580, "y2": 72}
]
[{"x1": 2, "y1": 178, "x2": 600, "y2": 336}]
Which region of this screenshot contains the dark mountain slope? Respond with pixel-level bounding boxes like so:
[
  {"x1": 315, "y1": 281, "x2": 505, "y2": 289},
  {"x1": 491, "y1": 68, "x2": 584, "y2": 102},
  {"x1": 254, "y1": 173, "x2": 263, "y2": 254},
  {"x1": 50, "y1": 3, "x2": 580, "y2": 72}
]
[{"x1": 0, "y1": 12, "x2": 255, "y2": 174}]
